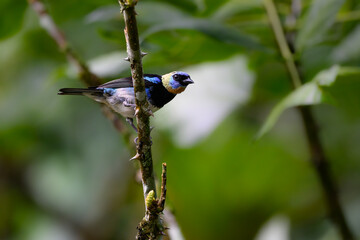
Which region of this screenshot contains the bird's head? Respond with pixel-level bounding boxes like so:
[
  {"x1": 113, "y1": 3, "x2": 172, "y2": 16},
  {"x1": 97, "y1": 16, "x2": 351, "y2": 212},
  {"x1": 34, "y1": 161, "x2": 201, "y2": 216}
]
[{"x1": 161, "y1": 71, "x2": 194, "y2": 94}]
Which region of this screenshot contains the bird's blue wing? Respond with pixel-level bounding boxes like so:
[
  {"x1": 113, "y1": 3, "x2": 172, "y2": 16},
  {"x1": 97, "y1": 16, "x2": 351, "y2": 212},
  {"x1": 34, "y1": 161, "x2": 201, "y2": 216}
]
[
  {"x1": 143, "y1": 74, "x2": 162, "y2": 85},
  {"x1": 97, "y1": 74, "x2": 162, "y2": 89}
]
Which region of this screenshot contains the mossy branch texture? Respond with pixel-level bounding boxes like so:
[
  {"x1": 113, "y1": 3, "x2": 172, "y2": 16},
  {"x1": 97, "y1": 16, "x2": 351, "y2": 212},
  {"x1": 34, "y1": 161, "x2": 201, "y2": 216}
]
[
  {"x1": 137, "y1": 163, "x2": 167, "y2": 240},
  {"x1": 118, "y1": 0, "x2": 155, "y2": 202},
  {"x1": 264, "y1": 0, "x2": 354, "y2": 239},
  {"x1": 118, "y1": 0, "x2": 167, "y2": 239}
]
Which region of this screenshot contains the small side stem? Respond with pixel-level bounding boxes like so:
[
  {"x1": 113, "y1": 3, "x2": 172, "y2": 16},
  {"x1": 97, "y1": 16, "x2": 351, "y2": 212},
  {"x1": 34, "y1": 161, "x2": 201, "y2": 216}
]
[
  {"x1": 28, "y1": 0, "x2": 131, "y2": 144},
  {"x1": 28, "y1": 0, "x2": 100, "y2": 86},
  {"x1": 263, "y1": 0, "x2": 301, "y2": 89},
  {"x1": 158, "y1": 163, "x2": 167, "y2": 212},
  {"x1": 264, "y1": 1, "x2": 354, "y2": 239}
]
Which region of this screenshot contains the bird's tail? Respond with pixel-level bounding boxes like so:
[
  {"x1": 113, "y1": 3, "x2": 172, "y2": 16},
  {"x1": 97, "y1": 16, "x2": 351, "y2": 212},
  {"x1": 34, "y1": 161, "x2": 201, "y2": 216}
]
[{"x1": 58, "y1": 88, "x2": 103, "y2": 96}]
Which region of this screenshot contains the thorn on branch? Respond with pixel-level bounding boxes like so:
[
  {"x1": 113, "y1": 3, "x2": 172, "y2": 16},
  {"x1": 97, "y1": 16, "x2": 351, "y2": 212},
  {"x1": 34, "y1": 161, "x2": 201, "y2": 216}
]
[
  {"x1": 134, "y1": 107, "x2": 140, "y2": 116},
  {"x1": 130, "y1": 153, "x2": 141, "y2": 161},
  {"x1": 135, "y1": 106, "x2": 154, "y2": 118}
]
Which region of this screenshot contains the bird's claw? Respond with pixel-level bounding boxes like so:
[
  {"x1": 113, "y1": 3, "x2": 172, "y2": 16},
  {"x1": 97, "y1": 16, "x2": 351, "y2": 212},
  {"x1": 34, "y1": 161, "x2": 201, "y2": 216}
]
[
  {"x1": 126, "y1": 117, "x2": 138, "y2": 132},
  {"x1": 123, "y1": 102, "x2": 136, "y2": 108}
]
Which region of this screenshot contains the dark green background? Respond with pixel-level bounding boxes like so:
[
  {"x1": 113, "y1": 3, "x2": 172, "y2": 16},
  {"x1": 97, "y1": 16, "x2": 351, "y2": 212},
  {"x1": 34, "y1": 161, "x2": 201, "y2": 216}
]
[{"x1": 1, "y1": 0, "x2": 360, "y2": 239}]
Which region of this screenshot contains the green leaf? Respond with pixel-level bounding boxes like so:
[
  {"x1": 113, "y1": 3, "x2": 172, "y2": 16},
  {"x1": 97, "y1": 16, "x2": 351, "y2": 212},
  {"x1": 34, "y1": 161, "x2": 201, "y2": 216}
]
[
  {"x1": 313, "y1": 65, "x2": 340, "y2": 86},
  {"x1": 296, "y1": 0, "x2": 345, "y2": 52},
  {"x1": 212, "y1": 0, "x2": 262, "y2": 21},
  {"x1": 256, "y1": 82, "x2": 330, "y2": 139},
  {"x1": 326, "y1": 67, "x2": 360, "y2": 117},
  {"x1": 86, "y1": 2, "x2": 266, "y2": 50},
  {"x1": 331, "y1": 24, "x2": 360, "y2": 63},
  {"x1": 0, "y1": 0, "x2": 27, "y2": 39},
  {"x1": 256, "y1": 65, "x2": 350, "y2": 139},
  {"x1": 338, "y1": 67, "x2": 360, "y2": 76},
  {"x1": 84, "y1": 5, "x2": 119, "y2": 23},
  {"x1": 141, "y1": 18, "x2": 265, "y2": 50},
  {"x1": 133, "y1": 1, "x2": 265, "y2": 50}
]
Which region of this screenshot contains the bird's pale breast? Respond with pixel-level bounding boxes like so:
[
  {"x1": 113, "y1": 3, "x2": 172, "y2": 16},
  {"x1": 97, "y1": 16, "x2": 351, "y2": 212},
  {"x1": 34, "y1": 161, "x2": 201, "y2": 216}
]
[{"x1": 105, "y1": 88, "x2": 159, "y2": 118}]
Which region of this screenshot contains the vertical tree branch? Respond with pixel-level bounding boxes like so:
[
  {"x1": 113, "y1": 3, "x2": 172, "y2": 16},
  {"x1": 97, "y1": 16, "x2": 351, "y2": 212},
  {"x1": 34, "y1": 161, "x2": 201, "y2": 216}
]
[
  {"x1": 118, "y1": 1, "x2": 166, "y2": 239},
  {"x1": 263, "y1": 1, "x2": 354, "y2": 239},
  {"x1": 118, "y1": 0, "x2": 155, "y2": 201}
]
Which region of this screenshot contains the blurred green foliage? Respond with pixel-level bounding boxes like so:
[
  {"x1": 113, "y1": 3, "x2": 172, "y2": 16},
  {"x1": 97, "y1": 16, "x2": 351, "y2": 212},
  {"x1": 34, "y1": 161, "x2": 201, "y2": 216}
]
[{"x1": 1, "y1": 0, "x2": 360, "y2": 239}]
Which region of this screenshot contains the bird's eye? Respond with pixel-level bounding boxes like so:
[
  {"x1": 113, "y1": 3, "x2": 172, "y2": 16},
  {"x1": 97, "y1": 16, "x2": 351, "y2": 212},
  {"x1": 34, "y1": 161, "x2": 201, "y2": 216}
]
[{"x1": 173, "y1": 74, "x2": 179, "y2": 80}]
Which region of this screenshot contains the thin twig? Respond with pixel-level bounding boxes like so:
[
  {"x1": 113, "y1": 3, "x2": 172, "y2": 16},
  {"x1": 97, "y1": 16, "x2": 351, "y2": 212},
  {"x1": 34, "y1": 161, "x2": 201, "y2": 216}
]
[
  {"x1": 158, "y1": 163, "x2": 167, "y2": 212},
  {"x1": 117, "y1": 0, "x2": 166, "y2": 239},
  {"x1": 28, "y1": 0, "x2": 131, "y2": 143},
  {"x1": 118, "y1": 0, "x2": 155, "y2": 200},
  {"x1": 28, "y1": 0, "x2": 100, "y2": 86},
  {"x1": 263, "y1": 1, "x2": 354, "y2": 239},
  {"x1": 263, "y1": 0, "x2": 301, "y2": 89}
]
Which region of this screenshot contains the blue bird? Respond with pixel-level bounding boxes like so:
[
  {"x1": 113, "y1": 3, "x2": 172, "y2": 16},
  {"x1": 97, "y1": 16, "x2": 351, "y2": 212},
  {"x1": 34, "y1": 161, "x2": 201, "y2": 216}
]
[{"x1": 58, "y1": 71, "x2": 194, "y2": 131}]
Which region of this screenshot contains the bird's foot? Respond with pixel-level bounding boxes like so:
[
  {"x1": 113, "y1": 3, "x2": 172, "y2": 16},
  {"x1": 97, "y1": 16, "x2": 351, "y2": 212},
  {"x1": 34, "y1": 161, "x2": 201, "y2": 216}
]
[
  {"x1": 126, "y1": 117, "x2": 138, "y2": 132},
  {"x1": 123, "y1": 101, "x2": 136, "y2": 108}
]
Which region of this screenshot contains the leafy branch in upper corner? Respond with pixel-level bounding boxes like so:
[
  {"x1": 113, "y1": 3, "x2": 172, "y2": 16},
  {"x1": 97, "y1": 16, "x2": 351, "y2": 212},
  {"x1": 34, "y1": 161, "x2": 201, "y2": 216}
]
[
  {"x1": 257, "y1": 65, "x2": 360, "y2": 139},
  {"x1": 118, "y1": 0, "x2": 168, "y2": 239}
]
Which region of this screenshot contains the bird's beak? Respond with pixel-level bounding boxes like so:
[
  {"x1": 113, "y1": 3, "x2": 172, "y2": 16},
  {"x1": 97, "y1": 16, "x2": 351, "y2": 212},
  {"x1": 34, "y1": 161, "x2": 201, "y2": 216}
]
[{"x1": 183, "y1": 78, "x2": 194, "y2": 85}]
